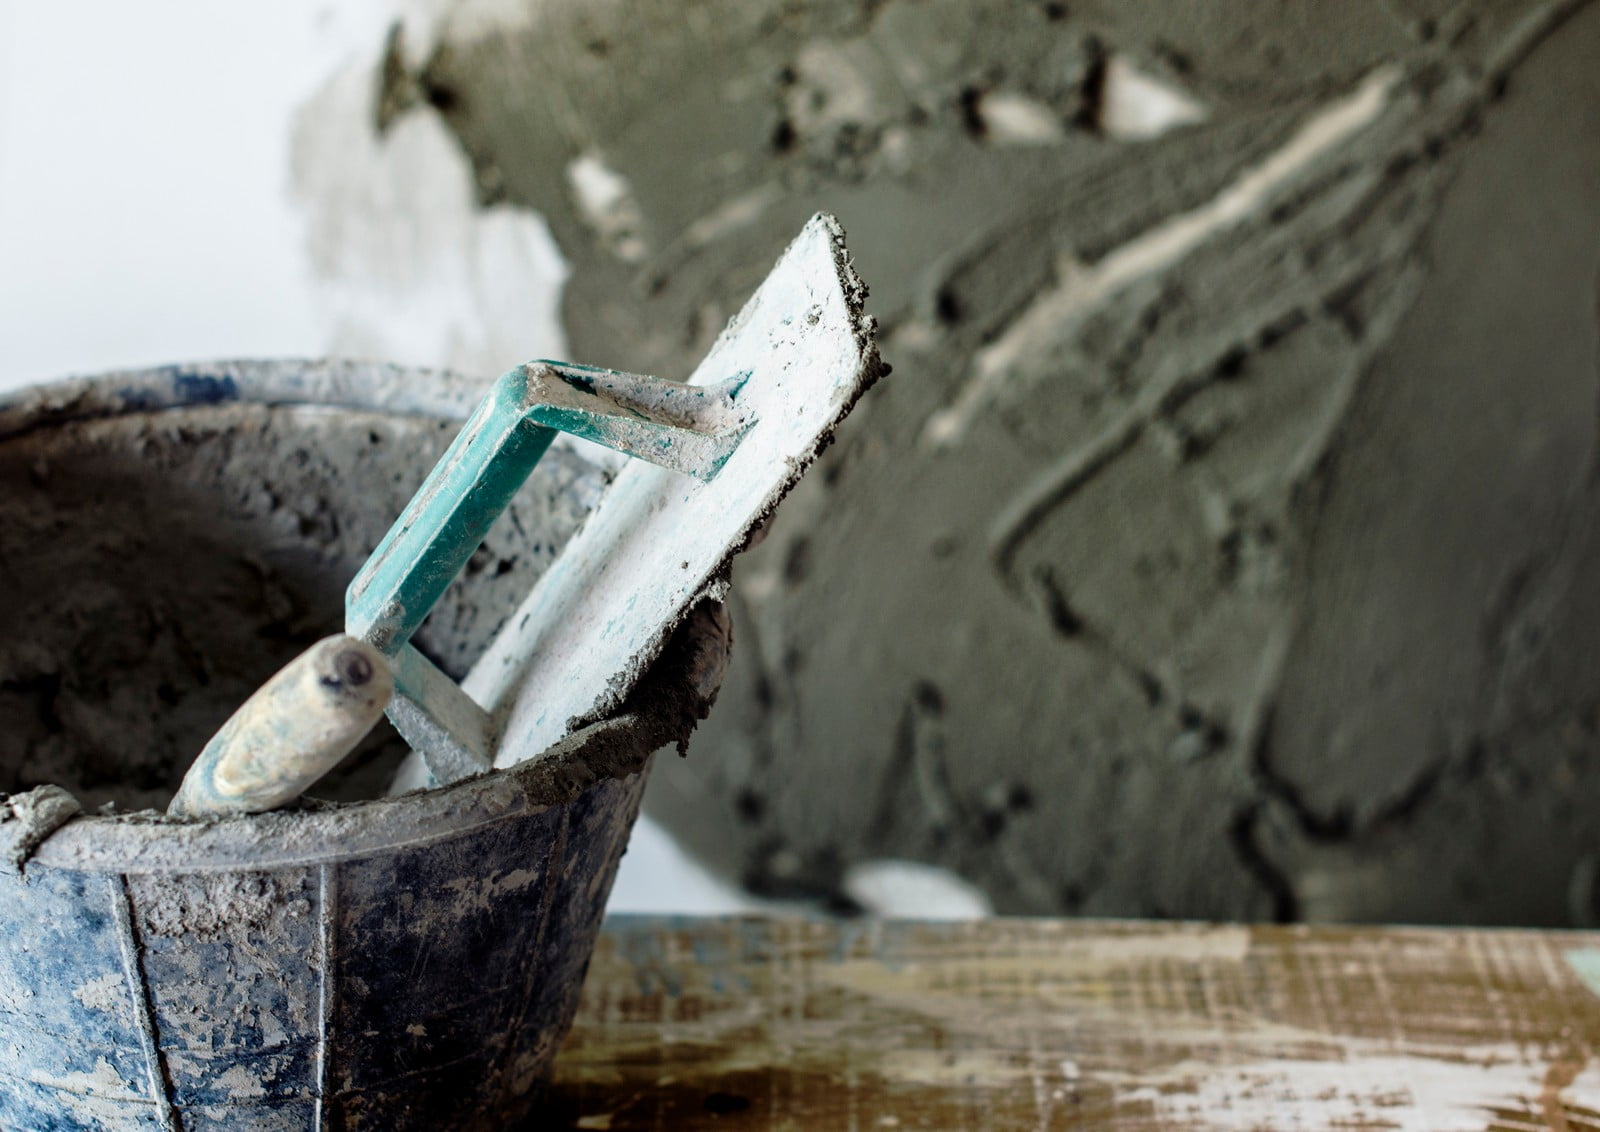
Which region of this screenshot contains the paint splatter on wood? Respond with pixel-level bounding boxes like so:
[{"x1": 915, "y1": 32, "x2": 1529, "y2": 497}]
[{"x1": 552, "y1": 917, "x2": 1600, "y2": 1130}]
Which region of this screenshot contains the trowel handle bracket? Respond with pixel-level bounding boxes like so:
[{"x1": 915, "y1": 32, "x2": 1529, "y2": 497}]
[
  {"x1": 346, "y1": 361, "x2": 749, "y2": 654},
  {"x1": 344, "y1": 360, "x2": 752, "y2": 786}
]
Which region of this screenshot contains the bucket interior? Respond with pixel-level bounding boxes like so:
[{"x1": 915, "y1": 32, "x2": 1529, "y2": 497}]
[{"x1": 0, "y1": 397, "x2": 598, "y2": 812}]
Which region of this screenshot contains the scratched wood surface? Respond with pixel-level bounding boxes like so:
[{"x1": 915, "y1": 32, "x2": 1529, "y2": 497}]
[{"x1": 546, "y1": 916, "x2": 1600, "y2": 1131}]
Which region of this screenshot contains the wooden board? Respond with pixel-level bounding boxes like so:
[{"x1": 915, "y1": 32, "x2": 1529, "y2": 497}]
[{"x1": 549, "y1": 916, "x2": 1600, "y2": 1130}]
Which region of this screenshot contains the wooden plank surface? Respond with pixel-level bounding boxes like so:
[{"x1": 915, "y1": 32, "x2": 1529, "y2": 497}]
[{"x1": 547, "y1": 917, "x2": 1600, "y2": 1130}]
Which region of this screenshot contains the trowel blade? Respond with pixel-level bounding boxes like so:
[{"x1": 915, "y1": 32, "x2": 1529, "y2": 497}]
[{"x1": 392, "y1": 212, "x2": 882, "y2": 789}]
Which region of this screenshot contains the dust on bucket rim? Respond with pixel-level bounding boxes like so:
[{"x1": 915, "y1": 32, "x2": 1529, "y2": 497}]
[{"x1": 0, "y1": 359, "x2": 727, "y2": 875}]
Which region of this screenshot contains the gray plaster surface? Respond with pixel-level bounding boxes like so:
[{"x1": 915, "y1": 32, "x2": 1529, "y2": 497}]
[{"x1": 367, "y1": 0, "x2": 1600, "y2": 925}]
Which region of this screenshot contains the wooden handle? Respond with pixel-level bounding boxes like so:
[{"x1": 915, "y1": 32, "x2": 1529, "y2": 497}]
[{"x1": 169, "y1": 636, "x2": 393, "y2": 818}]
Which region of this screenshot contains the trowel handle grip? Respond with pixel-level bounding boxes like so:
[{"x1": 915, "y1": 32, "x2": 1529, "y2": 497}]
[
  {"x1": 169, "y1": 636, "x2": 393, "y2": 817},
  {"x1": 346, "y1": 370, "x2": 555, "y2": 654}
]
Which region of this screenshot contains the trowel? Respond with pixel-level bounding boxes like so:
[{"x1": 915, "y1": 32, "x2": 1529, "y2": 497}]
[{"x1": 171, "y1": 213, "x2": 881, "y2": 817}]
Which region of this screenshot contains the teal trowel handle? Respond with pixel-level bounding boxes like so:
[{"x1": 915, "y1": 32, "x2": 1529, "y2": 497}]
[
  {"x1": 347, "y1": 360, "x2": 752, "y2": 658},
  {"x1": 346, "y1": 369, "x2": 555, "y2": 653}
]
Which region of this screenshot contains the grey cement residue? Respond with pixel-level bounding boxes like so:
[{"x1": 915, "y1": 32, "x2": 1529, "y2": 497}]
[
  {"x1": 0, "y1": 394, "x2": 604, "y2": 815},
  {"x1": 332, "y1": 0, "x2": 1600, "y2": 925},
  {"x1": 133, "y1": 870, "x2": 313, "y2": 944},
  {"x1": 0, "y1": 784, "x2": 80, "y2": 874}
]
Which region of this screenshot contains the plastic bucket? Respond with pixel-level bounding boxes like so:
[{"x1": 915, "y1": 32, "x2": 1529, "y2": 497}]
[{"x1": 0, "y1": 361, "x2": 726, "y2": 1130}]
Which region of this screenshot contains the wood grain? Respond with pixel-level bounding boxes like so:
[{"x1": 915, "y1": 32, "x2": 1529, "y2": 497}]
[{"x1": 548, "y1": 917, "x2": 1600, "y2": 1130}]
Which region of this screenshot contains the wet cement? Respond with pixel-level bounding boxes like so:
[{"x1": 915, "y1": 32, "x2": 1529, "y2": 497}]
[
  {"x1": 0, "y1": 394, "x2": 604, "y2": 813},
  {"x1": 362, "y1": 0, "x2": 1600, "y2": 924}
]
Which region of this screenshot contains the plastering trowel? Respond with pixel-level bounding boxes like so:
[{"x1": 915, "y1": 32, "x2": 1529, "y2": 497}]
[{"x1": 170, "y1": 213, "x2": 881, "y2": 817}]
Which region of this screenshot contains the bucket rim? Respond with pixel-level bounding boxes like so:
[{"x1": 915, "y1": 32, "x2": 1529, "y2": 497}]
[
  {"x1": 0, "y1": 356, "x2": 486, "y2": 440},
  {"x1": 2, "y1": 360, "x2": 717, "y2": 875}
]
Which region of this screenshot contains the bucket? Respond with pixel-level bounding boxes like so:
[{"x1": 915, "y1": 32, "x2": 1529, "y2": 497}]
[{"x1": 0, "y1": 360, "x2": 728, "y2": 1130}]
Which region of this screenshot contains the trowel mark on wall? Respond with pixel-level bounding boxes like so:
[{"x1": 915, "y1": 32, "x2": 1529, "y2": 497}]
[
  {"x1": 921, "y1": 65, "x2": 1399, "y2": 449},
  {"x1": 843, "y1": 859, "x2": 994, "y2": 919},
  {"x1": 1113, "y1": 1046, "x2": 1600, "y2": 1131}
]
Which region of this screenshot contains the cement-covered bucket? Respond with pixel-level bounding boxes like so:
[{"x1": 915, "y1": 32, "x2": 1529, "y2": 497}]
[{"x1": 0, "y1": 361, "x2": 728, "y2": 1130}]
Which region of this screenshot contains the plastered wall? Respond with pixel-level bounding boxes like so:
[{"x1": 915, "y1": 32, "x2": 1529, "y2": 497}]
[{"x1": 345, "y1": 0, "x2": 1600, "y2": 925}]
